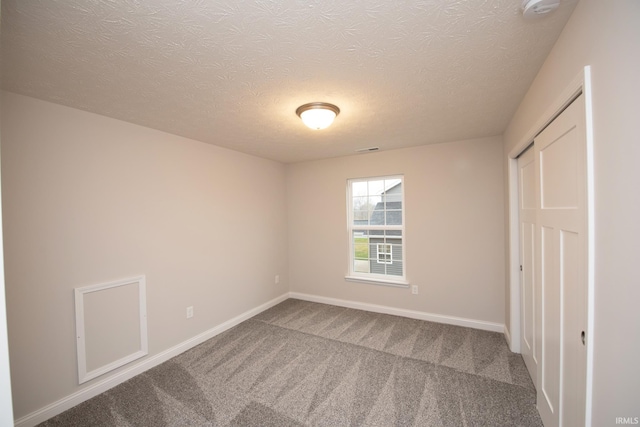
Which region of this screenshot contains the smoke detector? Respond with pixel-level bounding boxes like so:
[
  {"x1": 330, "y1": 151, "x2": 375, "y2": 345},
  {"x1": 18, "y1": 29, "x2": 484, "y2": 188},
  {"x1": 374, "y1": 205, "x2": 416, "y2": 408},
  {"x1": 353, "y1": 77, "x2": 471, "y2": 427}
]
[{"x1": 522, "y1": 0, "x2": 560, "y2": 19}]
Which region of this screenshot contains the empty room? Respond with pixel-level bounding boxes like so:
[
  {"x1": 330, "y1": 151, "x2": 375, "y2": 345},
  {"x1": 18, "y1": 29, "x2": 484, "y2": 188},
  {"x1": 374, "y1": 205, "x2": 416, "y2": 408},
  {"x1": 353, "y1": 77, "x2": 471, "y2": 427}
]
[{"x1": 0, "y1": 0, "x2": 638, "y2": 426}]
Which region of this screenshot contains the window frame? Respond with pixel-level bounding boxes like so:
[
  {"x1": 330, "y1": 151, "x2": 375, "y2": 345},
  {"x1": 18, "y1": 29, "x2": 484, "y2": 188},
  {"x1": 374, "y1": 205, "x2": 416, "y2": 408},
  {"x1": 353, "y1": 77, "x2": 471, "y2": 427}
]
[
  {"x1": 345, "y1": 175, "x2": 408, "y2": 287},
  {"x1": 376, "y1": 243, "x2": 393, "y2": 264}
]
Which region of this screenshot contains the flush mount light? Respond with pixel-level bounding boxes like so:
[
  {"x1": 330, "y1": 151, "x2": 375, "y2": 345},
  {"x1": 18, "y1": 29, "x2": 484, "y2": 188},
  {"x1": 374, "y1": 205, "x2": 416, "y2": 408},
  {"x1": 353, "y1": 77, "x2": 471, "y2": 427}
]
[{"x1": 296, "y1": 102, "x2": 340, "y2": 130}]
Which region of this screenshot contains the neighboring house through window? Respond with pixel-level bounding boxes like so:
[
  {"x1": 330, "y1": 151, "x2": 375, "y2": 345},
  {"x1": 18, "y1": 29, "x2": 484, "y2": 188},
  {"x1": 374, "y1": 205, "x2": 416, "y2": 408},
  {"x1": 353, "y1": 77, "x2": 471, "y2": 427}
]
[{"x1": 346, "y1": 175, "x2": 407, "y2": 286}]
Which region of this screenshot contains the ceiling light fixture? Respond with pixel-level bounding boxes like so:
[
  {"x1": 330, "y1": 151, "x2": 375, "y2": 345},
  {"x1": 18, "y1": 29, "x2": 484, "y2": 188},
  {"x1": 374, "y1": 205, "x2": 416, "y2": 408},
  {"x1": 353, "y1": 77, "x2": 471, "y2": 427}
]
[{"x1": 296, "y1": 102, "x2": 340, "y2": 130}]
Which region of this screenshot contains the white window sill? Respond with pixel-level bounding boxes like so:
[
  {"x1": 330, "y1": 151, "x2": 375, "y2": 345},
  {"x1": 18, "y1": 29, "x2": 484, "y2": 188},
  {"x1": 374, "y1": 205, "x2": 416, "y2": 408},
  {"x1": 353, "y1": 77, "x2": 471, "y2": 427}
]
[{"x1": 344, "y1": 275, "x2": 409, "y2": 288}]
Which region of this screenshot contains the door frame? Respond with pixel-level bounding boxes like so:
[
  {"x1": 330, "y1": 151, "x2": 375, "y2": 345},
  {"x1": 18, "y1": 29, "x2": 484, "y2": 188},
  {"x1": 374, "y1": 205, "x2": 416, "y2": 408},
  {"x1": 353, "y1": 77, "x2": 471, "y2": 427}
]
[{"x1": 506, "y1": 66, "x2": 595, "y2": 426}]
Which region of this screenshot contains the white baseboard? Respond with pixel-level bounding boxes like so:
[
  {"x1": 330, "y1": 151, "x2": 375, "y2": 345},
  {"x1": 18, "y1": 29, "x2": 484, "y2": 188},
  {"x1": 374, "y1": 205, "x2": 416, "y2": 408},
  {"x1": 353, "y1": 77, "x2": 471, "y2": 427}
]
[
  {"x1": 14, "y1": 293, "x2": 289, "y2": 427},
  {"x1": 504, "y1": 325, "x2": 513, "y2": 349},
  {"x1": 289, "y1": 292, "x2": 504, "y2": 333}
]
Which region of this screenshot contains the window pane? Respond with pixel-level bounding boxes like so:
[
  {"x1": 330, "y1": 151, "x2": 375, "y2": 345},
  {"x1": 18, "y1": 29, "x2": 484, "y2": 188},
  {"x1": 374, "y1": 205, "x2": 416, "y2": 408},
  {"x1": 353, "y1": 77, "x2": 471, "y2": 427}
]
[
  {"x1": 352, "y1": 196, "x2": 368, "y2": 210},
  {"x1": 385, "y1": 178, "x2": 401, "y2": 191},
  {"x1": 368, "y1": 196, "x2": 382, "y2": 209},
  {"x1": 352, "y1": 181, "x2": 368, "y2": 197},
  {"x1": 384, "y1": 199, "x2": 402, "y2": 210},
  {"x1": 385, "y1": 210, "x2": 403, "y2": 225},
  {"x1": 353, "y1": 209, "x2": 369, "y2": 224},
  {"x1": 391, "y1": 244, "x2": 403, "y2": 261},
  {"x1": 366, "y1": 196, "x2": 380, "y2": 224},
  {"x1": 369, "y1": 211, "x2": 384, "y2": 225},
  {"x1": 368, "y1": 180, "x2": 385, "y2": 195},
  {"x1": 386, "y1": 261, "x2": 403, "y2": 276},
  {"x1": 354, "y1": 259, "x2": 370, "y2": 273},
  {"x1": 370, "y1": 259, "x2": 386, "y2": 274},
  {"x1": 353, "y1": 233, "x2": 369, "y2": 261}
]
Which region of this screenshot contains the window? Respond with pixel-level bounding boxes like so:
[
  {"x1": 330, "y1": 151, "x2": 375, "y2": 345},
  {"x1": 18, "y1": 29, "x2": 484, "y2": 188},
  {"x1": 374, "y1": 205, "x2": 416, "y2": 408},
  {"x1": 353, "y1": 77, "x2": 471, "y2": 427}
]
[
  {"x1": 346, "y1": 175, "x2": 406, "y2": 286},
  {"x1": 376, "y1": 244, "x2": 393, "y2": 264}
]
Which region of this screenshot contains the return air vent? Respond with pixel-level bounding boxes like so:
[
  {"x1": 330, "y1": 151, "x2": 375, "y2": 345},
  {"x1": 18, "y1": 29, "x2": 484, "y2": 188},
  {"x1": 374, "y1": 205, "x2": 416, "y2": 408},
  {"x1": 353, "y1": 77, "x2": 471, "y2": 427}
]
[
  {"x1": 355, "y1": 147, "x2": 379, "y2": 153},
  {"x1": 74, "y1": 276, "x2": 148, "y2": 384}
]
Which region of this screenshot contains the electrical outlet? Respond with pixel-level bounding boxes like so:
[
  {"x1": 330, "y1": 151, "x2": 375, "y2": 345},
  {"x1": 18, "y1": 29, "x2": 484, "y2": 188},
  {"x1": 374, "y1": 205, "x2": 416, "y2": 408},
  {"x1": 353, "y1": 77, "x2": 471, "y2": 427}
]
[
  {"x1": 411, "y1": 285, "x2": 419, "y2": 295},
  {"x1": 186, "y1": 306, "x2": 194, "y2": 318},
  {"x1": 275, "y1": 275, "x2": 280, "y2": 284}
]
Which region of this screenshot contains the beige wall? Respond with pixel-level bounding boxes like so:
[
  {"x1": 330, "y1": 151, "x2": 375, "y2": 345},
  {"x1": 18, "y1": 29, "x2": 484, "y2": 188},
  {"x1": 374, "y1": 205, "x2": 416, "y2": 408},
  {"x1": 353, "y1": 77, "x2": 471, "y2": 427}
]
[
  {"x1": 503, "y1": 0, "x2": 640, "y2": 423},
  {"x1": 1, "y1": 92, "x2": 288, "y2": 419},
  {"x1": 286, "y1": 137, "x2": 505, "y2": 324}
]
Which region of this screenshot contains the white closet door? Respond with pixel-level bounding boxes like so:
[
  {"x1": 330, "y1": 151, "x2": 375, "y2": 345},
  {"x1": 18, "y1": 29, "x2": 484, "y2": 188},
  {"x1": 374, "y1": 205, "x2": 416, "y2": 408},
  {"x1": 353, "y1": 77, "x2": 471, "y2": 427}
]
[
  {"x1": 518, "y1": 146, "x2": 537, "y2": 385},
  {"x1": 535, "y1": 94, "x2": 588, "y2": 427}
]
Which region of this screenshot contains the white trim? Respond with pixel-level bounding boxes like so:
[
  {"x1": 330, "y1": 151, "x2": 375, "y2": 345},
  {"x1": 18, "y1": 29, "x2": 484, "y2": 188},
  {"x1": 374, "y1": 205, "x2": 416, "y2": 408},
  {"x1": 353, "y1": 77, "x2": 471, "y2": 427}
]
[
  {"x1": 351, "y1": 226, "x2": 405, "y2": 232},
  {"x1": 507, "y1": 73, "x2": 585, "y2": 160},
  {"x1": 375, "y1": 243, "x2": 393, "y2": 264},
  {"x1": 583, "y1": 65, "x2": 595, "y2": 427},
  {"x1": 507, "y1": 156, "x2": 522, "y2": 353},
  {"x1": 347, "y1": 175, "x2": 406, "y2": 282},
  {"x1": 506, "y1": 66, "x2": 594, "y2": 426},
  {"x1": 0, "y1": 142, "x2": 14, "y2": 427},
  {"x1": 74, "y1": 276, "x2": 148, "y2": 384},
  {"x1": 504, "y1": 325, "x2": 512, "y2": 349},
  {"x1": 16, "y1": 293, "x2": 289, "y2": 427},
  {"x1": 507, "y1": 69, "x2": 587, "y2": 351},
  {"x1": 290, "y1": 292, "x2": 504, "y2": 333},
  {"x1": 344, "y1": 275, "x2": 409, "y2": 288}
]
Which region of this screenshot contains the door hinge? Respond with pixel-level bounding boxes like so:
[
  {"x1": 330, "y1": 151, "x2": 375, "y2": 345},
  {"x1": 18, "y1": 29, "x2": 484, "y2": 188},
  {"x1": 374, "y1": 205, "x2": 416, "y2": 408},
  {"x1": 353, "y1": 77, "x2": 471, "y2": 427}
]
[{"x1": 520, "y1": 265, "x2": 523, "y2": 271}]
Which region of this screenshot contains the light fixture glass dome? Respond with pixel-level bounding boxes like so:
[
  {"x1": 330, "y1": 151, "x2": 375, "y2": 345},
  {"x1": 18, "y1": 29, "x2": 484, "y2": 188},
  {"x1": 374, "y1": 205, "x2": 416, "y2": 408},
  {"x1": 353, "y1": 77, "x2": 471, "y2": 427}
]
[{"x1": 296, "y1": 102, "x2": 340, "y2": 130}]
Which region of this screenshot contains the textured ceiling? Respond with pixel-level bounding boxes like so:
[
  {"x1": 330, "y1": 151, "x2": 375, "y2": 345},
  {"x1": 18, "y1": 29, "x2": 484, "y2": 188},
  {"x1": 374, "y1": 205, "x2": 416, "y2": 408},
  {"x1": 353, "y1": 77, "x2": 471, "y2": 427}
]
[{"x1": 1, "y1": 0, "x2": 577, "y2": 163}]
